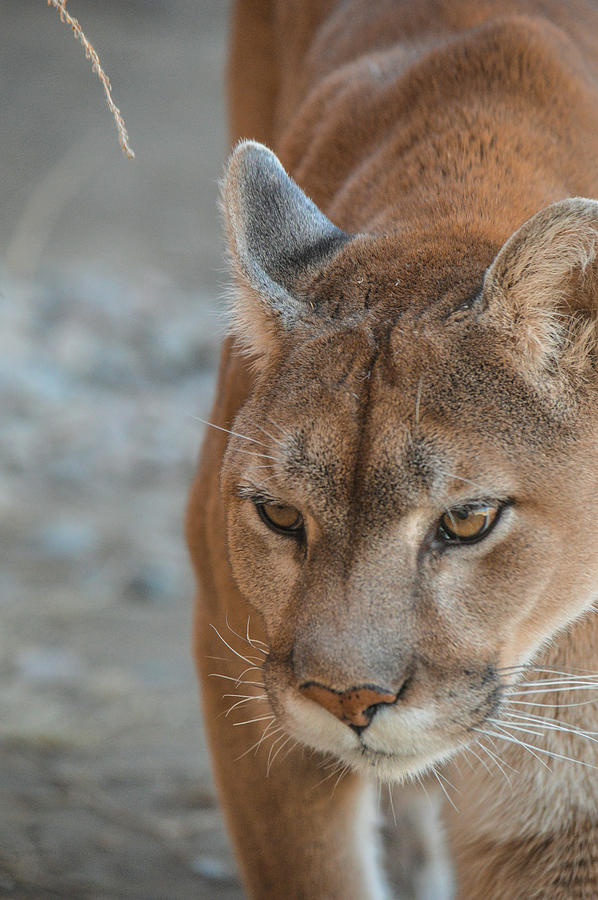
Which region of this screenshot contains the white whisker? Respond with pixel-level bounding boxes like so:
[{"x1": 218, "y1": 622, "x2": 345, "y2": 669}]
[
  {"x1": 476, "y1": 725, "x2": 552, "y2": 771},
  {"x1": 224, "y1": 694, "x2": 268, "y2": 716},
  {"x1": 233, "y1": 714, "x2": 275, "y2": 727},
  {"x1": 331, "y1": 765, "x2": 350, "y2": 797},
  {"x1": 252, "y1": 421, "x2": 287, "y2": 448},
  {"x1": 507, "y1": 697, "x2": 598, "y2": 709},
  {"x1": 467, "y1": 743, "x2": 494, "y2": 776},
  {"x1": 459, "y1": 747, "x2": 477, "y2": 773},
  {"x1": 263, "y1": 414, "x2": 288, "y2": 438},
  {"x1": 526, "y1": 666, "x2": 598, "y2": 678},
  {"x1": 414, "y1": 376, "x2": 423, "y2": 425},
  {"x1": 279, "y1": 739, "x2": 299, "y2": 764},
  {"x1": 502, "y1": 711, "x2": 598, "y2": 742},
  {"x1": 231, "y1": 447, "x2": 282, "y2": 462},
  {"x1": 267, "y1": 735, "x2": 294, "y2": 775},
  {"x1": 512, "y1": 677, "x2": 598, "y2": 687},
  {"x1": 437, "y1": 469, "x2": 488, "y2": 495},
  {"x1": 489, "y1": 717, "x2": 546, "y2": 737},
  {"x1": 208, "y1": 673, "x2": 265, "y2": 687},
  {"x1": 415, "y1": 772, "x2": 433, "y2": 806},
  {"x1": 475, "y1": 738, "x2": 517, "y2": 783},
  {"x1": 266, "y1": 732, "x2": 288, "y2": 776},
  {"x1": 236, "y1": 721, "x2": 281, "y2": 761},
  {"x1": 432, "y1": 766, "x2": 459, "y2": 812},
  {"x1": 312, "y1": 760, "x2": 345, "y2": 792},
  {"x1": 509, "y1": 685, "x2": 598, "y2": 695},
  {"x1": 387, "y1": 783, "x2": 397, "y2": 825},
  {"x1": 210, "y1": 624, "x2": 261, "y2": 668},
  {"x1": 192, "y1": 415, "x2": 270, "y2": 448},
  {"x1": 246, "y1": 616, "x2": 269, "y2": 654}
]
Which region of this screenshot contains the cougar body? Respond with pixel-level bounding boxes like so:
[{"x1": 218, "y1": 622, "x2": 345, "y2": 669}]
[{"x1": 187, "y1": 2, "x2": 598, "y2": 896}]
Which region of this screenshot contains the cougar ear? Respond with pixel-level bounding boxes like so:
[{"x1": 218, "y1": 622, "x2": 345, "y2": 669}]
[
  {"x1": 482, "y1": 198, "x2": 598, "y2": 374},
  {"x1": 222, "y1": 140, "x2": 350, "y2": 361}
]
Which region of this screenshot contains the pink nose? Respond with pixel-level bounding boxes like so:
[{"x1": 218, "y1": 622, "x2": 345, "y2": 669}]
[{"x1": 299, "y1": 682, "x2": 399, "y2": 730}]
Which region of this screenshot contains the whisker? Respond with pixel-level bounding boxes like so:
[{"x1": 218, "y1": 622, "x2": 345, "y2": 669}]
[
  {"x1": 312, "y1": 760, "x2": 345, "y2": 792},
  {"x1": 467, "y1": 743, "x2": 494, "y2": 777},
  {"x1": 279, "y1": 739, "x2": 299, "y2": 765},
  {"x1": 415, "y1": 772, "x2": 433, "y2": 807},
  {"x1": 224, "y1": 695, "x2": 268, "y2": 716},
  {"x1": 431, "y1": 766, "x2": 459, "y2": 813},
  {"x1": 235, "y1": 721, "x2": 281, "y2": 761},
  {"x1": 233, "y1": 714, "x2": 275, "y2": 727},
  {"x1": 525, "y1": 666, "x2": 598, "y2": 678},
  {"x1": 232, "y1": 665, "x2": 264, "y2": 686},
  {"x1": 476, "y1": 738, "x2": 519, "y2": 784},
  {"x1": 459, "y1": 747, "x2": 477, "y2": 773},
  {"x1": 246, "y1": 616, "x2": 269, "y2": 653},
  {"x1": 208, "y1": 673, "x2": 265, "y2": 687},
  {"x1": 414, "y1": 376, "x2": 423, "y2": 426},
  {"x1": 387, "y1": 783, "x2": 397, "y2": 825},
  {"x1": 208, "y1": 653, "x2": 263, "y2": 668},
  {"x1": 267, "y1": 735, "x2": 294, "y2": 775},
  {"x1": 229, "y1": 447, "x2": 281, "y2": 462},
  {"x1": 437, "y1": 469, "x2": 489, "y2": 495},
  {"x1": 221, "y1": 613, "x2": 265, "y2": 662},
  {"x1": 192, "y1": 416, "x2": 269, "y2": 448},
  {"x1": 210, "y1": 624, "x2": 261, "y2": 668},
  {"x1": 435, "y1": 768, "x2": 459, "y2": 793},
  {"x1": 509, "y1": 685, "x2": 598, "y2": 695},
  {"x1": 266, "y1": 732, "x2": 289, "y2": 776},
  {"x1": 263, "y1": 414, "x2": 288, "y2": 438},
  {"x1": 444, "y1": 507, "x2": 458, "y2": 529},
  {"x1": 507, "y1": 697, "x2": 598, "y2": 709},
  {"x1": 476, "y1": 725, "x2": 552, "y2": 771},
  {"x1": 474, "y1": 740, "x2": 514, "y2": 785},
  {"x1": 513, "y1": 677, "x2": 598, "y2": 687},
  {"x1": 252, "y1": 421, "x2": 287, "y2": 448},
  {"x1": 488, "y1": 717, "x2": 546, "y2": 737},
  {"x1": 502, "y1": 711, "x2": 598, "y2": 742}
]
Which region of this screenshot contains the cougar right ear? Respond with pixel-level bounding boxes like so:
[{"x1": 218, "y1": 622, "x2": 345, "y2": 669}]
[
  {"x1": 482, "y1": 198, "x2": 598, "y2": 374},
  {"x1": 221, "y1": 140, "x2": 351, "y2": 362}
]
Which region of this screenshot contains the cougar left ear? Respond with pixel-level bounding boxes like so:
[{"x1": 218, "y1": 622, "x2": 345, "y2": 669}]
[
  {"x1": 222, "y1": 140, "x2": 351, "y2": 361},
  {"x1": 482, "y1": 198, "x2": 598, "y2": 373}
]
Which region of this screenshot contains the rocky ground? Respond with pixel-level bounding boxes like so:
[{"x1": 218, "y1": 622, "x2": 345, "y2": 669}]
[{"x1": 1, "y1": 2, "x2": 244, "y2": 896}]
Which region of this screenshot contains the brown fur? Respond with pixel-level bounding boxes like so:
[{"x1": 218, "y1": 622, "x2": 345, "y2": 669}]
[{"x1": 187, "y1": 2, "x2": 598, "y2": 897}]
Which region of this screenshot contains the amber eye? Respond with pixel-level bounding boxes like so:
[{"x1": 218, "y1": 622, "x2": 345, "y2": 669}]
[
  {"x1": 257, "y1": 502, "x2": 304, "y2": 537},
  {"x1": 438, "y1": 505, "x2": 499, "y2": 544}
]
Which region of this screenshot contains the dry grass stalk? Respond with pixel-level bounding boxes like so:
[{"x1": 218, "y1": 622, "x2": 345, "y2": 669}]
[{"x1": 47, "y1": 0, "x2": 135, "y2": 160}]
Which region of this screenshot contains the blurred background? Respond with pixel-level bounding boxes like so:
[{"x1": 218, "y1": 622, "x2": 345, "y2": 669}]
[{"x1": 1, "y1": 2, "x2": 242, "y2": 896}]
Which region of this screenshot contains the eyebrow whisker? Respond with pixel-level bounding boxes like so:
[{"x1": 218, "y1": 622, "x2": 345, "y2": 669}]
[
  {"x1": 437, "y1": 469, "x2": 490, "y2": 494},
  {"x1": 192, "y1": 416, "x2": 270, "y2": 449}
]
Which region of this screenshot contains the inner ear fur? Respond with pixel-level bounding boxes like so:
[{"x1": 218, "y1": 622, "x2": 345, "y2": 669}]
[
  {"x1": 482, "y1": 197, "x2": 598, "y2": 374},
  {"x1": 221, "y1": 140, "x2": 351, "y2": 363}
]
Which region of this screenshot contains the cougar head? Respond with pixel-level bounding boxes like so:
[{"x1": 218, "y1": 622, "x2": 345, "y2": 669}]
[{"x1": 219, "y1": 140, "x2": 598, "y2": 780}]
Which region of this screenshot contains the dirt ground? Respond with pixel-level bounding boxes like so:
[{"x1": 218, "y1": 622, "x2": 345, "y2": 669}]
[{"x1": 1, "y1": 2, "x2": 244, "y2": 897}]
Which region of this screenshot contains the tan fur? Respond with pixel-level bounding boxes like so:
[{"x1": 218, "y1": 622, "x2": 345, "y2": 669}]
[{"x1": 187, "y1": 2, "x2": 598, "y2": 897}]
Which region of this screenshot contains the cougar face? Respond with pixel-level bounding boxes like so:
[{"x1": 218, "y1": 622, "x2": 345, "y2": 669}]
[{"x1": 219, "y1": 223, "x2": 598, "y2": 781}]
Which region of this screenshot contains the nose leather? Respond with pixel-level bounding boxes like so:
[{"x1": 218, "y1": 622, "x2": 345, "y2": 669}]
[{"x1": 299, "y1": 681, "x2": 398, "y2": 728}]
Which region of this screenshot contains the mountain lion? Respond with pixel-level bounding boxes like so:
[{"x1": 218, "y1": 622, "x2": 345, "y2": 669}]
[{"x1": 186, "y1": 1, "x2": 598, "y2": 896}]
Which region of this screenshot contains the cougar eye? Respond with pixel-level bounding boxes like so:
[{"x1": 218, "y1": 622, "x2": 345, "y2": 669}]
[
  {"x1": 438, "y1": 505, "x2": 498, "y2": 544},
  {"x1": 257, "y1": 502, "x2": 304, "y2": 537}
]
